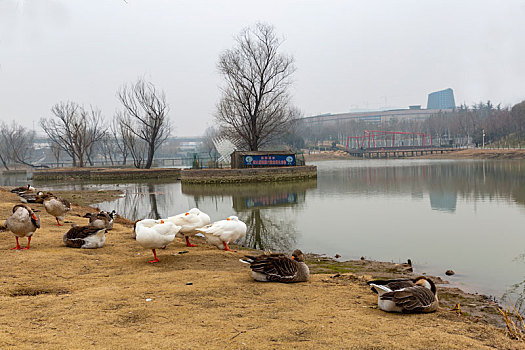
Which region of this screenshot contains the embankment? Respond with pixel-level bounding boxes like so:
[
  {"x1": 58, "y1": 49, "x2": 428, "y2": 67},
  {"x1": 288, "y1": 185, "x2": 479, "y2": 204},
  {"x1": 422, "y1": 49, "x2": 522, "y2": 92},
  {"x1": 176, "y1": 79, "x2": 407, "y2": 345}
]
[
  {"x1": 180, "y1": 165, "x2": 317, "y2": 184},
  {"x1": 33, "y1": 167, "x2": 181, "y2": 181}
]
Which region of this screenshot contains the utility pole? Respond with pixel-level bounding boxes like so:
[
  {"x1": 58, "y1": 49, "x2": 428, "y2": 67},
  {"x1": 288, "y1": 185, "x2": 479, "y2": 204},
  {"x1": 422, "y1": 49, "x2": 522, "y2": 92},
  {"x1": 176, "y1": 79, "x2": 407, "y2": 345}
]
[{"x1": 482, "y1": 129, "x2": 485, "y2": 148}]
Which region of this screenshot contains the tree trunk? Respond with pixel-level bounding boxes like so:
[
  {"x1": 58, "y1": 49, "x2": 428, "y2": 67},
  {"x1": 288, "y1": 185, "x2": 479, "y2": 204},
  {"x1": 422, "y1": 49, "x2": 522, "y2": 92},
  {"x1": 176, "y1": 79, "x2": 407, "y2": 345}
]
[
  {"x1": 0, "y1": 154, "x2": 10, "y2": 171},
  {"x1": 145, "y1": 143, "x2": 155, "y2": 169}
]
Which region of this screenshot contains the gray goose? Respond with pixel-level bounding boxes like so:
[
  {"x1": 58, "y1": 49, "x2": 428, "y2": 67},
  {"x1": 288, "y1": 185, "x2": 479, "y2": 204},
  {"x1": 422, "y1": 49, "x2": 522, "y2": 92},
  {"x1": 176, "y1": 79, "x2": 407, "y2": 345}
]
[
  {"x1": 367, "y1": 276, "x2": 439, "y2": 313},
  {"x1": 4, "y1": 204, "x2": 40, "y2": 250},
  {"x1": 41, "y1": 192, "x2": 71, "y2": 226},
  {"x1": 63, "y1": 225, "x2": 107, "y2": 249},
  {"x1": 83, "y1": 210, "x2": 116, "y2": 230},
  {"x1": 10, "y1": 184, "x2": 35, "y2": 194},
  {"x1": 18, "y1": 191, "x2": 45, "y2": 204},
  {"x1": 240, "y1": 249, "x2": 310, "y2": 283}
]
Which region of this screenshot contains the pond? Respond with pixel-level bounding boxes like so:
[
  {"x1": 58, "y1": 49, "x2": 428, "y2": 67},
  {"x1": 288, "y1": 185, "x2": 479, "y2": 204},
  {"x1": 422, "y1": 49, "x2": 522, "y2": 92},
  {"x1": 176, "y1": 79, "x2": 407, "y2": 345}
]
[{"x1": 4, "y1": 159, "x2": 525, "y2": 303}]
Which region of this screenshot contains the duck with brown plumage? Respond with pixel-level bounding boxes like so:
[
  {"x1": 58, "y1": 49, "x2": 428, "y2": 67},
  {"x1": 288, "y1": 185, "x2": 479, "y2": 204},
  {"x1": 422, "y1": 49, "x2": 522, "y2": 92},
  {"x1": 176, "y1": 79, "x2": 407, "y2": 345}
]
[
  {"x1": 63, "y1": 225, "x2": 108, "y2": 249},
  {"x1": 367, "y1": 276, "x2": 439, "y2": 313},
  {"x1": 83, "y1": 210, "x2": 116, "y2": 230},
  {"x1": 240, "y1": 249, "x2": 310, "y2": 283}
]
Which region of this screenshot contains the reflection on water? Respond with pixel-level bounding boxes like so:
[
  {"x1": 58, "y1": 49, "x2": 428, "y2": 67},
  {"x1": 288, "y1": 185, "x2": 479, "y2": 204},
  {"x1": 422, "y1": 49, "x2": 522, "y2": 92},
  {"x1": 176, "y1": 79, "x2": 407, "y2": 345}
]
[
  {"x1": 181, "y1": 181, "x2": 317, "y2": 250},
  {"x1": 6, "y1": 160, "x2": 525, "y2": 304}
]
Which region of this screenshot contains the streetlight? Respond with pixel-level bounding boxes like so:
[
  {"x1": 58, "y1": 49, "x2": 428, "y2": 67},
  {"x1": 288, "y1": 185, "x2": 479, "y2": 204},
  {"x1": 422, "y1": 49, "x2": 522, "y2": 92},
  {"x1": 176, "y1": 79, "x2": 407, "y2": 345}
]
[{"x1": 482, "y1": 129, "x2": 485, "y2": 149}]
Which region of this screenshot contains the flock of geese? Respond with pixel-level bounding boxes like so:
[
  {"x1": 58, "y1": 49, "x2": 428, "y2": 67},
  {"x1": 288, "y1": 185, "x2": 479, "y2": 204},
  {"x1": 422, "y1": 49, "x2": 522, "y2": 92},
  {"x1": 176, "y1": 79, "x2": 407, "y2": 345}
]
[{"x1": 2, "y1": 184, "x2": 439, "y2": 314}]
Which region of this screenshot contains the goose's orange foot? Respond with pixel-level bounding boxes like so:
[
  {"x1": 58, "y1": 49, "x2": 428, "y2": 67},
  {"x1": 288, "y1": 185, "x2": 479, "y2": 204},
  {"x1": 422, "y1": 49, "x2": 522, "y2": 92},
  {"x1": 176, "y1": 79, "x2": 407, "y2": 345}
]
[
  {"x1": 148, "y1": 249, "x2": 160, "y2": 263},
  {"x1": 11, "y1": 237, "x2": 22, "y2": 250},
  {"x1": 222, "y1": 242, "x2": 236, "y2": 252},
  {"x1": 185, "y1": 237, "x2": 197, "y2": 247}
]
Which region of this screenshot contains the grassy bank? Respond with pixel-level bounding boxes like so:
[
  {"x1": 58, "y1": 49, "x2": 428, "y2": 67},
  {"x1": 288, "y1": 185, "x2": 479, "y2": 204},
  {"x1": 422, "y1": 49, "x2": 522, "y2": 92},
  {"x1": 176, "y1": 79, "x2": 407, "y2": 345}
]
[
  {"x1": 0, "y1": 188, "x2": 522, "y2": 348},
  {"x1": 33, "y1": 167, "x2": 181, "y2": 181},
  {"x1": 180, "y1": 165, "x2": 317, "y2": 184}
]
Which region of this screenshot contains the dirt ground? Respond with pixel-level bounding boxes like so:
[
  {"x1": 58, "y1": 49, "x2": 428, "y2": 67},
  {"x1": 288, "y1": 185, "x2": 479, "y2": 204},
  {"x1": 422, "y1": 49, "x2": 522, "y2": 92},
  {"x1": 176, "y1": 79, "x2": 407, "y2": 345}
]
[{"x1": 0, "y1": 188, "x2": 522, "y2": 349}]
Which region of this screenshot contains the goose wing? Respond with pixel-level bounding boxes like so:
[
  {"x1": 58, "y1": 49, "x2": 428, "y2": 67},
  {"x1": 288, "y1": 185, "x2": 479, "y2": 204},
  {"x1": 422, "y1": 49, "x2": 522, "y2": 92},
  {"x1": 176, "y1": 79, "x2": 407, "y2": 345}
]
[
  {"x1": 380, "y1": 286, "x2": 436, "y2": 312},
  {"x1": 197, "y1": 220, "x2": 246, "y2": 241},
  {"x1": 64, "y1": 226, "x2": 104, "y2": 240},
  {"x1": 58, "y1": 197, "x2": 71, "y2": 209},
  {"x1": 367, "y1": 279, "x2": 415, "y2": 294},
  {"x1": 168, "y1": 212, "x2": 201, "y2": 231},
  {"x1": 249, "y1": 255, "x2": 299, "y2": 281}
]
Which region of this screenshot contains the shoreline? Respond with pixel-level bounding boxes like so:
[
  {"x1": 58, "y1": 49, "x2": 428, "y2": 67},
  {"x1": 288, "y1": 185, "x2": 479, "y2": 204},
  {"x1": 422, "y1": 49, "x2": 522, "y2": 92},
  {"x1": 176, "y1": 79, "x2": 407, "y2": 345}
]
[
  {"x1": 304, "y1": 148, "x2": 525, "y2": 161},
  {"x1": 0, "y1": 187, "x2": 521, "y2": 348}
]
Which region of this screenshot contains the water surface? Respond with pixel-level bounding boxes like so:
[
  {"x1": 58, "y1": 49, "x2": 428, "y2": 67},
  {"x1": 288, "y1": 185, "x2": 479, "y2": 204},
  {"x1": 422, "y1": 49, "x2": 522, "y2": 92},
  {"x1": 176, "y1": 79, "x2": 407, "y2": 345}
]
[{"x1": 7, "y1": 159, "x2": 524, "y2": 302}]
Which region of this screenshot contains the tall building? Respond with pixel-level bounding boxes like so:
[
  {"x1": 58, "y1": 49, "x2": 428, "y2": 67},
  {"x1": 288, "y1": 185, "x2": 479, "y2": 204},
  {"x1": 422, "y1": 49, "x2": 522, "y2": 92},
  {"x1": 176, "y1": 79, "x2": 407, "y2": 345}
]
[{"x1": 427, "y1": 88, "x2": 455, "y2": 109}]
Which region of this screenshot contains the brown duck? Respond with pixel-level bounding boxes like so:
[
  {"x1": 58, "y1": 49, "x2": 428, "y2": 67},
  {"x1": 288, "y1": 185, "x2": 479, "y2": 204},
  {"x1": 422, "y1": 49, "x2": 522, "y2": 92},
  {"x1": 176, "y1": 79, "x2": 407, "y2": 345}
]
[
  {"x1": 83, "y1": 210, "x2": 116, "y2": 230},
  {"x1": 367, "y1": 276, "x2": 439, "y2": 313},
  {"x1": 63, "y1": 225, "x2": 107, "y2": 249},
  {"x1": 240, "y1": 249, "x2": 310, "y2": 283},
  {"x1": 10, "y1": 184, "x2": 35, "y2": 194}
]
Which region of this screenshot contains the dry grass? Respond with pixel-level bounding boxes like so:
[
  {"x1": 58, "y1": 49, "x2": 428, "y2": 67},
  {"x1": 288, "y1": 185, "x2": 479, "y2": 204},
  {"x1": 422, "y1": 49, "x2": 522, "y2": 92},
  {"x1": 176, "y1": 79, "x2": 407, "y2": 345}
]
[
  {"x1": 498, "y1": 302, "x2": 525, "y2": 341},
  {"x1": 0, "y1": 187, "x2": 523, "y2": 349}
]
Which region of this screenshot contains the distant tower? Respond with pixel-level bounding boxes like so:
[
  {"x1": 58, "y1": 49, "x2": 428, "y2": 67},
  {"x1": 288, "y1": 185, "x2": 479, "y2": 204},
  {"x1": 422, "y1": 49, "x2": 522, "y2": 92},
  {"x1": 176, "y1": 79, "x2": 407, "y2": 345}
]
[{"x1": 427, "y1": 88, "x2": 456, "y2": 109}]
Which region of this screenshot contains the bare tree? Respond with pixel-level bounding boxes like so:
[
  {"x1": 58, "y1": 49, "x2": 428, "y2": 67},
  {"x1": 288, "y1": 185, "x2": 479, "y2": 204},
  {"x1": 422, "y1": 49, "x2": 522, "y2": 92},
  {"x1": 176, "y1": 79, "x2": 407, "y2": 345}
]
[
  {"x1": 199, "y1": 126, "x2": 219, "y2": 167},
  {"x1": 97, "y1": 133, "x2": 119, "y2": 166},
  {"x1": 115, "y1": 111, "x2": 149, "y2": 168},
  {"x1": 0, "y1": 121, "x2": 36, "y2": 168},
  {"x1": 116, "y1": 78, "x2": 171, "y2": 169},
  {"x1": 216, "y1": 23, "x2": 297, "y2": 151},
  {"x1": 512, "y1": 100, "x2": 525, "y2": 141},
  {"x1": 81, "y1": 106, "x2": 106, "y2": 166},
  {"x1": 110, "y1": 118, "x2": 130, "y2": 165},
  {"x1": 40, "y1": 102, "x2": 106, "y2": 167},
  {"x1": 50, "y1": 140, "x2": 63, "y2": 167}
]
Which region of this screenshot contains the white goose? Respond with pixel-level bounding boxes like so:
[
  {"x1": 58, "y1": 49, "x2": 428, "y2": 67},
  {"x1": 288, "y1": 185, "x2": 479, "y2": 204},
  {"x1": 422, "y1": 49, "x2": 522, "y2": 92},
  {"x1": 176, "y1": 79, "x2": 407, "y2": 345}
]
[
  {"x1": 196, "y1": 215, "x2": 246, "y2": 252},
  {"x1": 367, "y1": 276, "x2": 439, "y2": 313},
  {"x1": 135, "y1": 219, "x2": 181, "y2": 263},
  {"x1": 165, "y1": 208, "x2": 210, "y2": 247}
]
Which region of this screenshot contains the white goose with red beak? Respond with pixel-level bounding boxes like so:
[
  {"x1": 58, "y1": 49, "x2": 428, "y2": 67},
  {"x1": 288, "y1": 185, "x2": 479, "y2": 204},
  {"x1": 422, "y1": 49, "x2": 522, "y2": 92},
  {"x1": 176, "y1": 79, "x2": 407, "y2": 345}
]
[
  {"x1": 196, "y1": 215, "x2": 247, "y2": 252},
  {"x1": 135, "y1": 219, "x2": 181, "y2": 263},
  {"x1": 165, "y1": 208, "x2": 210, "y2": 247}
]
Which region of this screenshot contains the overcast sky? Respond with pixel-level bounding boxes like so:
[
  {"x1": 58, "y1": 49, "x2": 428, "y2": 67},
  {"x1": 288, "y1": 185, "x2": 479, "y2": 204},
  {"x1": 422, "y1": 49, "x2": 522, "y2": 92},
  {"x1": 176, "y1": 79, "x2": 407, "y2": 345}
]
[{"x1": 1, "y1": 0, "x2": 524, "y2": 136}]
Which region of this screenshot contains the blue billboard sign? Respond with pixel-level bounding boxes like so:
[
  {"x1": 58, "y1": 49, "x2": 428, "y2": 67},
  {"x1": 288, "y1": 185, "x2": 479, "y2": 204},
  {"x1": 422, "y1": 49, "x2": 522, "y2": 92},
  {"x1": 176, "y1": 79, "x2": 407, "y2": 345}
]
[{"x1": 243, "y1": 154, "x2": 296, "y2": 167}]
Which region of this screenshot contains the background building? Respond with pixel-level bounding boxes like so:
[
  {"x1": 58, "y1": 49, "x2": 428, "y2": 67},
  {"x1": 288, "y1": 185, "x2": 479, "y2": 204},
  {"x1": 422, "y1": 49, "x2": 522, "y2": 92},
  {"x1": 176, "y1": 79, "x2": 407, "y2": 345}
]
[{"x1": 427, "y1": 88, "x2": 456, "y2": 109}]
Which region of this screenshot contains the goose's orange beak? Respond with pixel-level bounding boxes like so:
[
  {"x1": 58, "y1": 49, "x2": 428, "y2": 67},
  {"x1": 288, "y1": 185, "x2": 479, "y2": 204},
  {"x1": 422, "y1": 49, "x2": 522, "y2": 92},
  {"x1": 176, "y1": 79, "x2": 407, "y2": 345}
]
[
  {"x1": 226, "y1": 218, "x2": 230, "y2": 220},
  {"x1": 160, "y1": 220, "x2": 164, "y2": 224},
  {"x1": 291, "y1": 256, "x2": 295, "y2": 260},
  {"x1": 185, "y1": 213, "x2": 189, "y2": 216}
]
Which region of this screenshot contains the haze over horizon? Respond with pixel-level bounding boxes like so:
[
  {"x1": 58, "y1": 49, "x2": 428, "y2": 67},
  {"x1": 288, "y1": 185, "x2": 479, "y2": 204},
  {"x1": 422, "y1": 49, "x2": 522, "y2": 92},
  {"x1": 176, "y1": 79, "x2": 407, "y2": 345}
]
[{"x1": 1, "y1": 0, "x2": 524, "y2": 137}]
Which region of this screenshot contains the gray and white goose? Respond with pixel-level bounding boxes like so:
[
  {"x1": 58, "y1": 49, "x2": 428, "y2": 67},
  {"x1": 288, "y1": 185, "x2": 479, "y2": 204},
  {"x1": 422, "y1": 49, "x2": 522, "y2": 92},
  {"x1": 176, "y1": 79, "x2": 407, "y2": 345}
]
[
  {"x1": 63, "y1": 225, "x2": 107, "y2": 249},
  {"x1": 4, "y1": 204, "x2": 40, "y2": 250},
  {"x1": 18, "y1": 191, "x2": 44, "y2": 204},
  {"x1": 240, "y1": 249, "x2": 310, "y2": 283},
  {"x1": 367, "y1": 276, "x2": 439, "y2": 313},
  {"x1": 84, "y1": 210, "x2": 116, "y2": 230},
  {"x1": 10, "y1": 184, "x2": 35, "y2": 194},
  {"x1": 41, "y1": 192, "x2": 71, "y2": 226}
]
